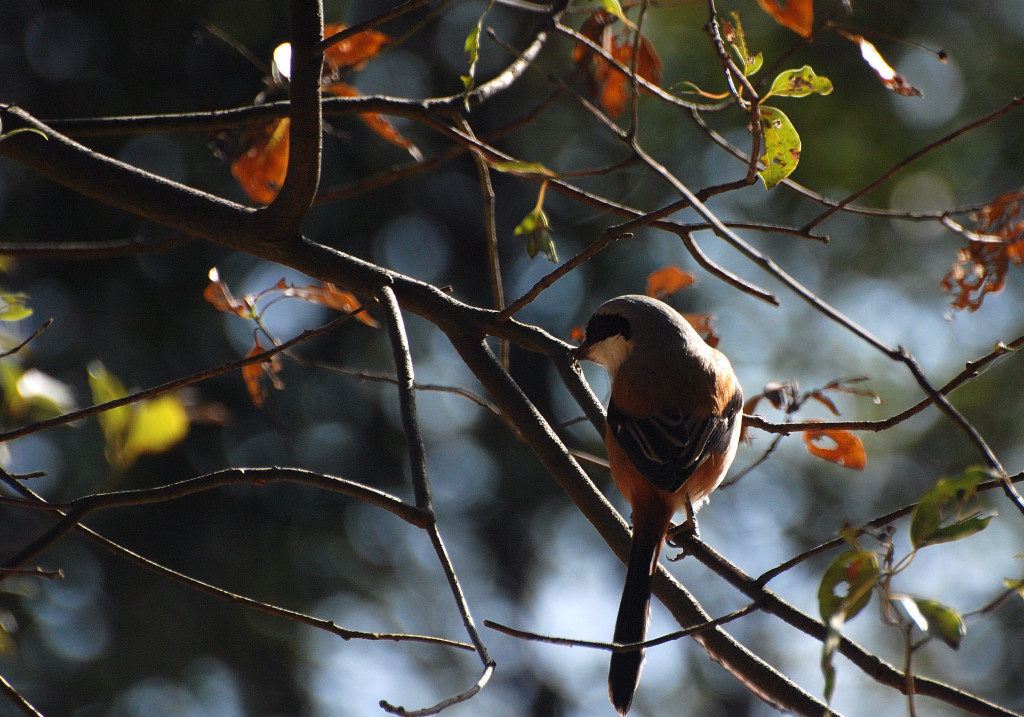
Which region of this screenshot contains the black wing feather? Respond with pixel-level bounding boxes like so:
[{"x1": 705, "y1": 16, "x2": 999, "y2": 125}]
[{"x1": 607, "y1": 391, "x2": 741, "y2": 493}]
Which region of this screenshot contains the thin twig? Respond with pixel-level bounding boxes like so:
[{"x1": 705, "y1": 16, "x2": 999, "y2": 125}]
[
  {"x1": 315, "y1": 0, "x2": 435, "y2": 54},
  {"x1": 0, "y1": 467, "x2": 431, "y2": 527},
  {"x1": 378, "y1": 285, "x2": 433, "y2": 512},
  {"x1": 0, "y1": 234, "x2": 192, "y2": 259},
  {"x1": 380, "y1": 663, "x2": 495, "y2": 716},
  {"x1": 755, "y1": 472, "x2": 1024, "y2": 587},
  {"x1": 801, "y1": 96, "x2": 1024, "y2": 232},
  {"x1": 0, "y1": 566, "x2": 63, "y2": 579},
  {"x1": 496, "y1": 230, "x2": 629, "y2": 322},
  {"x1": 0, "y1": 318, "x2": 52, "y2": 360},
  {"x1": 377, "y1": 286, "x2": 494, "y2": 714},
  {"x1": 485, "y1": 602, "x2": 758, "y2": 651},
  {"x1": 464, "y1": 119, "x2": 509, "y2": 366},
  {"x1": 297, "y1": 359, "x2": 503, "y2": 419},
  {"x1": 746, "y1": 334, "x2": 1024, "y2": 436},
  {"x1": 0, "y1": 467, "x2": 432, "y2": 577}
]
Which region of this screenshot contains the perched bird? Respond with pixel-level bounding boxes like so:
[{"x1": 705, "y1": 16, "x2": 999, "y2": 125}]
[{"x1": 573, "y1": 295, "x2": 743, "y2": 715}]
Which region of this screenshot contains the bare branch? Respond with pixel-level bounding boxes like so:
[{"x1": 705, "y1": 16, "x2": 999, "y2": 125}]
[
  {"x1": 262, "y1": 0, "x2": 324, "y2": 234},
  {"x1": 0, "y1": 474, "x2": 470, "y2": 651},
  {"x1": 0, "y1": 673, "x2": 44, "y2": 717}
]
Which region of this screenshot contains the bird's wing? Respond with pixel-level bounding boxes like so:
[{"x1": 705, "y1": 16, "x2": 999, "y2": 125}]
[{"x1": 607, "y1": 391, "x2": 741, "y2": 493}]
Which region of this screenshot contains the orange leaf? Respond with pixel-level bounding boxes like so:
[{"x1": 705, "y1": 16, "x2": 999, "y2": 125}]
[
  {"x1": 286, "y1": 283, "x2": 380, "y2": 327},
  {"x1": 569, "y1": 325, "x2": 586, "y2": 343},
  {"x1": 230, "y1": 118, "x2": 290, "y2": 205},
  {"x1": 203, "y1": 267, "x2": 252, "y2": 317},
  {"x1": 322, "y1": 23, "x2": 392, "y2": 73},
  {"x1": 574, "y1": 11, "x2": 662, "y2": 118},
  {"x1": 754, "y1": 0, "x2": 814, "y2": 37},
  {"x1": 242, "y1": 340, "x2": 283, "y2": 408},
  {"x1": 324, "y1": 83, "x2": 422, "y2": 160},
  {"x1": 803, "y1": 426, "x2": 867, "y2": 470},
  {"x1": 646, "y1": 266, "x2": 696, "y2": 298}
]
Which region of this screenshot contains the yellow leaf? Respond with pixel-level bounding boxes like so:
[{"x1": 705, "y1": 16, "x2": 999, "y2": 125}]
[
  {"x1": 118, "y1": 394, "x2": 190, "y2": 469},
  {"x1": 87, "y1": 361, "x2": 130, "y2": 445}
]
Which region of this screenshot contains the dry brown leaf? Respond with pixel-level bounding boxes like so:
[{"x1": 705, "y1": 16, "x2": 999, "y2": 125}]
[
  {"x1": 242, "y1": 340, "x2": 283, "y2": 408},
  {"x1": 942, "y1": 190, "x2": 1024, "y2": 311},
  {"x1": 755, "y1": 0, "x2": 814, "y2": 37}
]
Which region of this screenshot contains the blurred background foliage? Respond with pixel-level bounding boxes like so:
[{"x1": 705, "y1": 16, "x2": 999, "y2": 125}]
[{"x1": 1, "y1": 0, "x2": 1023, "y2": 715}]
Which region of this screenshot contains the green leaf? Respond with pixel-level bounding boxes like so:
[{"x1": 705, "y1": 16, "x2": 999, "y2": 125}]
[
  {"x1": 923, "y1": 513, "x2": 992, "y2": 547},
  {"x1": 0, "y1": 291, "x2": 32, "y2": 321},
  {"x1": 464, "y1": 21, "x2": 481, "y2": 57},
  {"x1": 910, "y1": 468, "x2": 993, "y2": 549},
  {"x1": 463, "y1": 21, "x2": 482, "y2": 90},
  {"x1": 765, "y1": 65, "x2": 833, "y2": 99},
  {"x1": 489, "y1": 160, "x2": 554, "y2": 177},
  {"x1": 728, "y1": 12, "x2": 762, "y2": 77},
  {"x1": 818, "y1": 549, "x2": 878, "y2": 624},
  {"x1": 118, "y1": 393, "x2": 189, "y2": 469},
  {"x1": 915, "y1": 598, "x2": 966, "y2": 649},
  {"x1": 891, "y1": 595, "x2": 966, "y2": 649},
  {"x1": 758, "y1": 105, "x2": 801, "y2": 190},
  {"x1": 514, "y1": 207, "x2": 557, "y2": 263}
]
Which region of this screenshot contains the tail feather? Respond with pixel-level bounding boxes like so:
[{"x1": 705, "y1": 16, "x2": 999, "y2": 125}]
[{"x1": 608, "y1": 505, "x2": 672, "y2": 715}]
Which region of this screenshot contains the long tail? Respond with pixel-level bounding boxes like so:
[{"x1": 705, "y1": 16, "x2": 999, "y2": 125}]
[{"x1": 608, "y1": 501, "x2": 673, "y2": 715}]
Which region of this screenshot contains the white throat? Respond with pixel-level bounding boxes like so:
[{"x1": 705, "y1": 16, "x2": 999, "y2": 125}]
[{"x1": 586, "y1": 334, "x2": 633, "y2": 374}]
